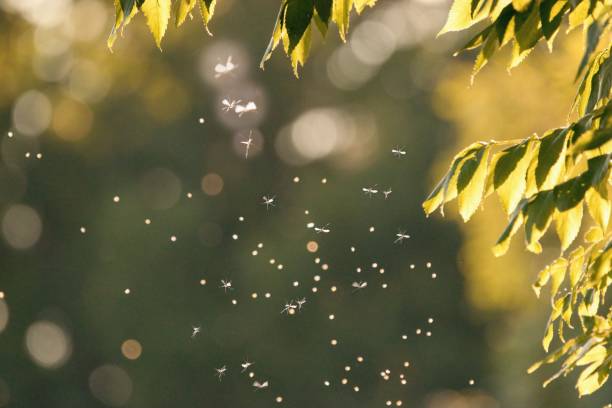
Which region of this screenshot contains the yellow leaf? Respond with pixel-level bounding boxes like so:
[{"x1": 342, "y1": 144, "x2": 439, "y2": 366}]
[
  {"x1": 439, "y1": 0, "x2": 499, "y2": 35},
  {"x1": 576, "y1": 344, "x2": 606, "y2": 366},
  {"x1": 141, "y1": 0, "x2": 172, "y2": 49},
  {"x1": 493, "y1": 201, "x2": 526, "y2": 256},
  {"x1": 332, "y1": 0, "x2": 353, "y2": 41},
  {"x1": 577, "y1": 361, "x2": 609, "y2": 396},
  {"x1": 354, "y1": 0, "x2": 376, "y2": 13},
  {"x1": 108, "y1": 0, "x2": 139, "y2": 50},
  {"x1": 568, "y1": 246, "x2": 585, "y2": 288},
  {"x1": 542, "y1": 319, "x2": 554, "y2": 352},
  {"x1": 548, "y1": 257, "x2": 568, "y2": 300},
  {"x1": 176, "y1": 0, "x2": 196, "y2": 27},
  {"x1": 491, "y1": 138, "x2": 536, "y2": 215},
  {"x1": 457, "y1": 145, "x2": 491, "y2": 221},
  {"x1": 567, "y1": 0, "x2": 589, "y2": 33},
  {"x1": 585, "y1": 181, "x2": 610, "y2": 230},
  {"x1": 584, "y1": 225, "x2": 603, "y2": 242},
  {"x1": 290, "y1": 24, "x2": 312, "y2": 77},
  {"x1": 512, "y1": 0, "x2": 532, "y2": 11},
  {"x1": 199, "y1": 0, "x2": 217, "y2": 35},
  {"x1": 554, "y1": 203, "x2": 583, "y2": 251},
  {"x1": 524, "y1": 191, "x2": 555, "y2": 253}
]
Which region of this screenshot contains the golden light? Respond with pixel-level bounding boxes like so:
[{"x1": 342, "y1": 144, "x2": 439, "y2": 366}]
[
  {"x1": 306, "y1": 241, "x2": 318, "y2": 253},
  {"x1": 121, "y1": 339, "x2": 142, "y2": 360},
  {"x1": 201, "y1": 173, "x2": 224, "y2": 196}
]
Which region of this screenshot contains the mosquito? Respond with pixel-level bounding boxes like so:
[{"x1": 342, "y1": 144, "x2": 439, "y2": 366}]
[
  {"x1": 241, "y1": 132, "x2": 253, "y2": 158},
  {"x1": 262, "y1": 195, "x2": 275, "y2": 210},
  {"x1": 281, "y1": 300, "x2": 297, "y2": 314},
  {"x1": 352, "y1": 281, "x2": 368, "y2": 292},
  {"x1": 191, "y1": 326, "x2": 202, "y2": 338},
  {"x1": 314, "y1": 224, "x2": 331, "y2": 234},
  {"x1": 214, "y1": 56, "x2": 238, "y2": 78},
  {"x1": 235, "y1": 101, "x2": 257, "y2": 117},
  {"x1": 394, "y1": 231, "x2": 410, "y2": 244},
  {"x1": 253, "y1": 380, "x2": 269, "y2": 390},
  {"x1": 296, "y1": 297, "x2": 307, "y2": 310},
  {"x1": 220, "y1": 279, "x2": 233, "y2": 292},
  {"x1": 383, "y1": 188, "x2": 392, "y2": 199},
  {"x1": 222, "y1": 98, "x2": 241, "y2": 112},
  {"x1": 362, "y1": 185, "x2": 379, "y2": 197},
  {"x1": 392, "y1": 147, "x2": 406, "y2": 157},
  {"x1": 215, "y1": 366, "x2": 227, "y2": 381},
  {"x1": 241, "y1": 360, "x2": 254, "y2": 373}
]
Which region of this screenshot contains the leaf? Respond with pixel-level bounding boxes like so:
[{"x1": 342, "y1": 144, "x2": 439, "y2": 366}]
[
  {"x1": 512, "y1": 0, "x2": 532, "y2": 12},
  {"x1": 540, "y1": 0, "x2": 569, "y2": 40},
  {"x1": 554, "y1": 202, "x2": 583, "y2": 251},
  {"x1": 514, "y1": 2, "x2": 542, "y2": 55},
  {"x1": 524, "y1": 191, "x2": 556, "y2": 253},
  {"x1": 549, "y1": 257, "x2": 569, "y2": 299},
  {"x1": 199, "y1": 0, "x2": 217, "y2": 35},
  {"x1": 491, "y1": 138, "x2": 535, "y2": 214},
  {"x1": 575, "y1": 19, "x2": 606, "y2": 80},
  {"x1": 585, "y1": 179, "x2": 610, "y2": 230},
  {"x1": 315, "y1": 0, "x2": 333, "y2": 23},
  {"x1": 573, "y1": 47, "x2": 611, "y2": 117},
  {"x1": 354, "y1": 0, "x2": 376, "y2": 13},
  {"x1": 332, "y1": 0, "x2": 353, "y2": 41},
  {"x1": 530, "y1": 128, "x2": 569, "y2": 192},
  {"x1": 576, "y1": 344, "x2": 606, "y2": 366},
  {"x1": 570, "y1": 128, "x2": 612, "y2": 156},
  {"x1": 285, "y1": 0, "x2": 315, "y2": 53},
  {"x1": 175, "y1": 0, "x2": 196, "y2": 27},
  {"x1": 423, "y1": 143, "x2": 484, "y2": 216},
  {"x1": 493, "y1": 200, "x2": 526, "y2": 256},
  {"x1": 577, "y1": 360, "x2": 609, "y2": 396},
  {"x1": 141, "y1": 0, "x2": 172, "y2": 49},
  {"x1": 584, "y1": 225, "x2": 603, "y2": 242},
  {"x1": 439, "y1": 0, "x2": 493, "y2": 35},
  {"x1": 457, "y1": 145, "x2": 491, "y2": 221},
  {"x1": 289, "y1": 23, "x2": 312, "y2": 77},
  {"x1": 543, "y1": 318, "x2": 555, "y2": 352},
  {"x1": 568, "y1": 0, "x2": 590, "y2": 32},
  {"x1": 568, "y1": 246, "x2": 585, "y2": 288},
  {"x1": 260, "y1": 2, "x2": 287, "y2": 69},
  {"x1": 108, "y1": 0, "x2": 139, "y2": 50}
]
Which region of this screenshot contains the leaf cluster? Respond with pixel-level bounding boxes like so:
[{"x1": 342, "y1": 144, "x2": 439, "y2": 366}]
[
  {"x1": 108, "y1": 0, "x2": 377, "y2": 75},
  {"x1": 426, "y1": 0, "x2": 612, "y2": 396}
]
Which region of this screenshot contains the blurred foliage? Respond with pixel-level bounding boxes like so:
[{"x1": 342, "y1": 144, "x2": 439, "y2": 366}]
[{"x1": 425, "y1": 0, "x2": 611, "y2": 397}]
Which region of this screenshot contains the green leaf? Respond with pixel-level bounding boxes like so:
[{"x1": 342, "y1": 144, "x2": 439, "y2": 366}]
[
  {"x1": 540, "y1": 0, "x2": 569, "y2": 40},
  {"x1": 525, "y1": 190, "x2": 556, "y2": 253},
  {"x1": 199, "y1": 0, "x2": 217, "y2": 35},
  {"x1": 491, "y1": 138, "x2": 536, "y2": 214},
  {"x1": 285, "y1": 0, "x2": 315, "y2": 53},
  {"x1": 457, "y1": 145, "x2": 491, "y2": 221},
  {"x1": 315, "y1": 0, "x2": 333, "y2": 23},
  {"x1": 175, "y1": 0, "x2": 196, "y2": 27},
  {"x1": 332, "y1": 0, "x2": 353, "y2": 41},
  {"x1": 515, "y1": 3, "x2": 542, "y2": 51}
]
